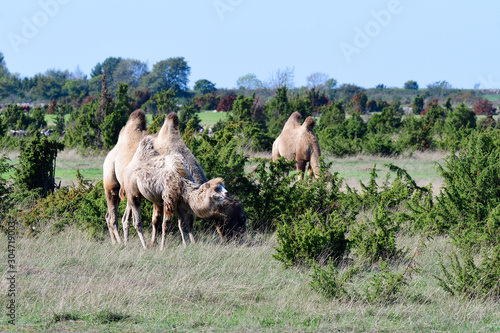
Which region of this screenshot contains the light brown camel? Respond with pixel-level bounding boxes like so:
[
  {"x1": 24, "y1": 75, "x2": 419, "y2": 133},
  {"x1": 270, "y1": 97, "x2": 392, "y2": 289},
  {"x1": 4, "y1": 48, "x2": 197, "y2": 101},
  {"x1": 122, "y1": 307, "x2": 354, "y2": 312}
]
[
  {"x1": 271, "y1": 111, "x2": 326, "y2": 179},
  {"x1": 121, "y1": 136, "x2": 229, "y2": 250},
  {"x1": 103, "y1": 111, "x2": 246, "y2": 246},
  {"x1": 103, "y1": 109, "x2": 148, "y2": 244}
]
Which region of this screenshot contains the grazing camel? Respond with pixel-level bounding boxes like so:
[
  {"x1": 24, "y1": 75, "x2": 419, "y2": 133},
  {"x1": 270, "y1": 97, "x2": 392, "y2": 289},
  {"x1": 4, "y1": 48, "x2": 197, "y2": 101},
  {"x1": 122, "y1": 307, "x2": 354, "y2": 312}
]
[
  {"x1": 272, "y1": 112, "x2": 327, "y2": 179},
  {"x1": 103, "y1": 111, "x2": 246, "y2": 246},
  {"x1": 103, "y1": 109, "x2": 148, "y2": 244},
  {"x1": 142, "y1": 112, "x2": 246, "y2": 245},
  {"x1": 121, "y1": 136, "x2": 229, "y2": 250}
]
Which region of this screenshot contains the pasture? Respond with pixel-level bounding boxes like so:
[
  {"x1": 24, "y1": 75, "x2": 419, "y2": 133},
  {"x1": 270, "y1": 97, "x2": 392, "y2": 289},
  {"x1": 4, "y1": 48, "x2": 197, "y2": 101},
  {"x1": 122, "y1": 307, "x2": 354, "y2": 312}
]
[
  {"x1": 4, "y1": 148, "x2": 498, "y2": 332},
  {"x1": 1, "y1": 112, "x2": 498, "y2": 331},
  {"x1": 2, "y1": 225, "x2": 499, "y2": 332}
]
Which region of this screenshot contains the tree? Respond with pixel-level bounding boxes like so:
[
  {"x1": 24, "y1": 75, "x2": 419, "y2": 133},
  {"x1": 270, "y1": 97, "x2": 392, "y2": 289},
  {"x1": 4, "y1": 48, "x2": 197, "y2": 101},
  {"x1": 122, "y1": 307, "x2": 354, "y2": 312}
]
[
  {"x1": 232, "y1": 94, "x2": 254, "y2": 123},
  {"x1": 427, "y1": 80, "x2": 452, "y2": 96},
  {"x1": 412, "y1": 95, "x2": 424, "y2": 115},
  {"x1": 265, "y1": 86, "x2": 290, "y2": 137},
  {"x1": 113, "y1": 58, "x2": 149, "y2": 90},
  {"x1": 194, "y1": 79, "x2": 216, "y2": 95},
  {"x1": 306, "y1": 72, "x2": 329, "y2": 91},
  {"x1": 236, "y1": 73, "x2": 262, "y2": 90},
  {"x1": 101, "y1": 57, "x2": 123, "y2": 83},
  {"x1": 217, "y1": 94, "x2": 236, "y2": 112},
  {"x1": 348, "y1": 92, "x2": 368, "y2": 114},
  {"x1": 101, "y1": 83, "x2": 133, "y2": 149},
  {"x1": 473, "y1": 98, "x2": 496, "y2": 116},
  {"x1": 266, "y1": 66, "x2": 294, "y2": 90},
  {"x1": 404, "y1": 80, "x2": 419, "y2": 90},
  {"x1": 142, "y1": 57, "x2": 191, "y2": 94}
]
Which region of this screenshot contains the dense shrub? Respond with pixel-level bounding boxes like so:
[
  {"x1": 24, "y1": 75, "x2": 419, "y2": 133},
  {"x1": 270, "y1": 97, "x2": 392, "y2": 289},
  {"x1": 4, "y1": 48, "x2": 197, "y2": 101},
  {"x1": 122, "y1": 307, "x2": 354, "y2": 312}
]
[
  {"x1": 348, "y1": 206, "x2": 400, "y2": 263},
  {"x1": 15, "y1": 132, "x2": 64, "y2": 197},
  {"x1": 432, "y1": 130, "x2": 500, "y2": 248},
  {"x1": 435, "y1": 245, "x2": 500, "y2": 299},
  {"x1": 274, "y1": 210, "x2": 349, "y2": 267}
]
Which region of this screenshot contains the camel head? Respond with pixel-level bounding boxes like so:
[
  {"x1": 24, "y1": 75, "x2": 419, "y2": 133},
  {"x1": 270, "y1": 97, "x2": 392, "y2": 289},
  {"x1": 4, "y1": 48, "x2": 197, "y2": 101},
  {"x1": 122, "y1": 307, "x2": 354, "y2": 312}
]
[
  {"x1": 189, "y1": 177, "x2": 228, "y2": 219},
  {"x1": 206, "y1": 195, "x2": 247, "y2": 242}
]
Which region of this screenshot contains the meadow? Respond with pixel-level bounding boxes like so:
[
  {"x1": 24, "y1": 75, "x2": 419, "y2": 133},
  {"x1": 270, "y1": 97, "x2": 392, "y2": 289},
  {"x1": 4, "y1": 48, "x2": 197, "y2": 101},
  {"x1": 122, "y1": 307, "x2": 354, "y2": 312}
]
[
  {"x1": 2, "y1": 225, "x2": 499, "y2": 331},
  {"x1": 2, "y1": 113, "x2": 499, "y2": 332}
]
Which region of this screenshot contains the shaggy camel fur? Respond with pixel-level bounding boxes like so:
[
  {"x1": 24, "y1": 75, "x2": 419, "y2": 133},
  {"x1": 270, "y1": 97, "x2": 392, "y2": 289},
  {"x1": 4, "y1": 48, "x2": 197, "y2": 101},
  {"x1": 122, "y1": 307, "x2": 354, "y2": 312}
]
[
  {"x1": 144, "y1": 112, "x2": 246, "y2": 244},
  {"x1": 272, "y1": 111, "x2": 326, "y2": 179},
  {"x1": 122, "y1": 136, "x2": 228, "y2": 250},
  {"x1": 103, "y1": 109, "x2": 148, "y2": 244},
  {"x1": 104, "y1": 111, "x2": 246, "y2": 246}
]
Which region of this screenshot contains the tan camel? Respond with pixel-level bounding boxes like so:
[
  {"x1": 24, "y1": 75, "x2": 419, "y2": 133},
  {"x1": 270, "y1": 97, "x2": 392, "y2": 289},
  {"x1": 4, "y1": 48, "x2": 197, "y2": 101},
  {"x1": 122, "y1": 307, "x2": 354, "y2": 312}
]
[
  {"x1": 103, "y1": 111, "x2": 246, "y2": 246},
  {"x1": 103, "y1": 109, "x2": 148, "y2": 244},
  {"x1": 271, "y1": 112, "x2": 326, "y2": 179},
  {"x1": 121, "y1": 136, "x2": 229, "y2": 250}
]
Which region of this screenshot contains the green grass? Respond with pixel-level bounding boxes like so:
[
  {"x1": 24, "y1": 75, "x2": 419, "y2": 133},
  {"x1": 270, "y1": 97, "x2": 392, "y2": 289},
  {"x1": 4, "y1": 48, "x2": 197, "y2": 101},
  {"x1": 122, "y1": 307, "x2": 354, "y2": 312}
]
[
  {"x1": 483, "y1": 94, "x2": 500, "y2": 102},
  {"x1": 1, "y1": 228, "x2": 499, "y2": 332},
  {"x1": 145, "y1": 111, "x2": 228, "y2": 128},
  {"x1": 44, "y1": 114, "x2": 71, "y2": 127},
  {"x1": 197, "y1": 111, "x2": 229, "y2": 127}
]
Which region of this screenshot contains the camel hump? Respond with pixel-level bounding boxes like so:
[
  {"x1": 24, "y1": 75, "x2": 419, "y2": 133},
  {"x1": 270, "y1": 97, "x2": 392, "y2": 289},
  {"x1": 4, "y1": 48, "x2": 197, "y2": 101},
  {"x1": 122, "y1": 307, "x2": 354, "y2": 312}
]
[
  {"x1": 166, "y1": 112, "x2": 179, "y2": 131},
  {"x1": 128, "y1": 109, "x2": 147, "y2": 131},
  {"x1": 283, "y1": 112, "x2": 302, "y2": 131},
  {"x1": 302, "y1": 116, "x2": 316, "y2": 132}
]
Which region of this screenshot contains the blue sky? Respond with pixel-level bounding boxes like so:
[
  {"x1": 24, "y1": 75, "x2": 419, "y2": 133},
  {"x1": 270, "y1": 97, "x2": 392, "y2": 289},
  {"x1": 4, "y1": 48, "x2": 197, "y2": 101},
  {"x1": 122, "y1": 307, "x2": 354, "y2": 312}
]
[{"x1": 1, "y1": 0, "x2": 499, "y2": 89}]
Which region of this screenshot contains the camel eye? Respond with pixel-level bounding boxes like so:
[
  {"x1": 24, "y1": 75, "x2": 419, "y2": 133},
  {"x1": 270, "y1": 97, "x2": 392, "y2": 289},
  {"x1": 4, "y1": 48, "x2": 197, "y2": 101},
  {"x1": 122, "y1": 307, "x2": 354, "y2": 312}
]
[{"x1": 215, "y1": 184, "x2": 227, "y2": 195}]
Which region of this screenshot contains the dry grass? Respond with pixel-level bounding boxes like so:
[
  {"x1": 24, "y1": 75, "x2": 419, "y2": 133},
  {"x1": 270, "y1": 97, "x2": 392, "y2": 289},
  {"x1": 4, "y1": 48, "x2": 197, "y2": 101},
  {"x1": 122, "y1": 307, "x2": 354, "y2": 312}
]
[{"x1": 1, "y1": 228, "x2": 499, "y2": 332}]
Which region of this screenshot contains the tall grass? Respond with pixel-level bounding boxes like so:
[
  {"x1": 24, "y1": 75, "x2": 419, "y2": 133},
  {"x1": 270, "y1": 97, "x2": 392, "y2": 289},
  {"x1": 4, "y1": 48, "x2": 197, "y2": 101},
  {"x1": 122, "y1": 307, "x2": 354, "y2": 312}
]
[{"x1": 1, "y1": 228, "x2": 499, "y2": 332}]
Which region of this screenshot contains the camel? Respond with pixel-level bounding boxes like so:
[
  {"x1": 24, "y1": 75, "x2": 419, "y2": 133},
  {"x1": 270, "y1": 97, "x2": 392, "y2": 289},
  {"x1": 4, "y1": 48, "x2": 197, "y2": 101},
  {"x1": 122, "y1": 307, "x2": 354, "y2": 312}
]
[
  {"x1": 103, "y1": 109, "x2": 148, "y2": 244},
  {"x1": 121, "y1": 136, "x2": 229, "y2": 250},
  {"x1": 103, "y1": 111, "x2": 246, "y2": 246},
  {"x1": 271, "y1": 111, "x2": 327, "y2": 180}
]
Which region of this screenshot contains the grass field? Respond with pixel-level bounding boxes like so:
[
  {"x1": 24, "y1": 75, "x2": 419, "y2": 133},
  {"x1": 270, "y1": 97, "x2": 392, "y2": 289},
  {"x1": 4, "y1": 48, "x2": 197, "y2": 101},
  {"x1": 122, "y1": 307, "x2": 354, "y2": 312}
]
[
  {"x1": 3, "y1": 149, "x2": 499, "y2": 331},
  {"x1": 2, "y1": 227, "x2": 499, "y2": 332}
]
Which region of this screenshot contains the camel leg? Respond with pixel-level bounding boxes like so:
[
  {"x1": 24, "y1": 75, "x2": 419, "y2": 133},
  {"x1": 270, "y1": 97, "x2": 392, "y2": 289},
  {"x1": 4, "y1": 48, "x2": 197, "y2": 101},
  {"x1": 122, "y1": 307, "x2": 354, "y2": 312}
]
[
  {"x1": 129, "y1": 196, "x2": 147, "y2": 249},
  {"x1": 122, "y1": 203, "x2": 132, "y2": 245},
  {"x1": 150, "y1": 203, "x2": 162, "y2": 248},
  {"x1": 296, "y1": 160, "x2": 306, "y2": 180},
  {"x1": 105, "y1": 187, "x2": 122, "y2": 244},
  {"x1": 177, "y1": 207, "x2": 195, "y2": 246},
  {"x1": 161, "y1": 210, "x2": 174, "y2": 251}
]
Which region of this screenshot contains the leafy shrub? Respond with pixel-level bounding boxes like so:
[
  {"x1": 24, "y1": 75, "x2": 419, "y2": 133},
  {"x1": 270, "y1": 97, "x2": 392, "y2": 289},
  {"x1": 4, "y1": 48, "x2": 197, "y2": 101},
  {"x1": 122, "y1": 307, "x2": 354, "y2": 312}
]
[
  {"x1": 274, "y1": 210, "x2": 349, "y2": 267},
  {"x1": 244, "y1": 158, "x2": 296, "y2": 232},
  {"x1": 348, "y1": 206, "x2": 400, "y2": 263},
  {"x1": 362, "y1": 260, "x2": 406, "y2": 304},
  {"x1": 433, "y1": 130, "x2": 500, "y2": 248},
  {"x1": 19, "y1": 171, "x2": 153, "y2": 238},
  {"x1": 362, "y1": 132, "x2": 398, "y2": 156},
  {"x1": 435, "y1": 245, "x2": 500, "y2": 299},
  {"x1": 15, "y1": 132, "x2": 64, "y2": 197},
  {"x1": 309, "y1": 261, "x2": 358, "y2": 300}
]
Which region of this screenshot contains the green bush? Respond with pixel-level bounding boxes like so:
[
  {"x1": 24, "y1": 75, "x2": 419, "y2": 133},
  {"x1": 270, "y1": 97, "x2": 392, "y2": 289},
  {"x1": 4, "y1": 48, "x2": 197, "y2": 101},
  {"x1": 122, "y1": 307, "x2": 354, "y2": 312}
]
[
  {"x1": 274, "y1": 209, "x2": 349, "y2": 267},
  {"x1": 348, "y1": 206, "x2": 400, "y2": 264},
  {"x1": 309, "y1": 261, "x2": 358, "y2": 300},
  {"x1": 435, "y1": 245, "x2": 500, "y2": 299},
  {"x1": 15, "y1": 132, "x2": 64, "y2": 197},
  {"x1": 433, "y1": 130, "x2": 500, "y2": 248},
  {"x1": 362, "y1": 260, "x2": 406, "y2": 304}
]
